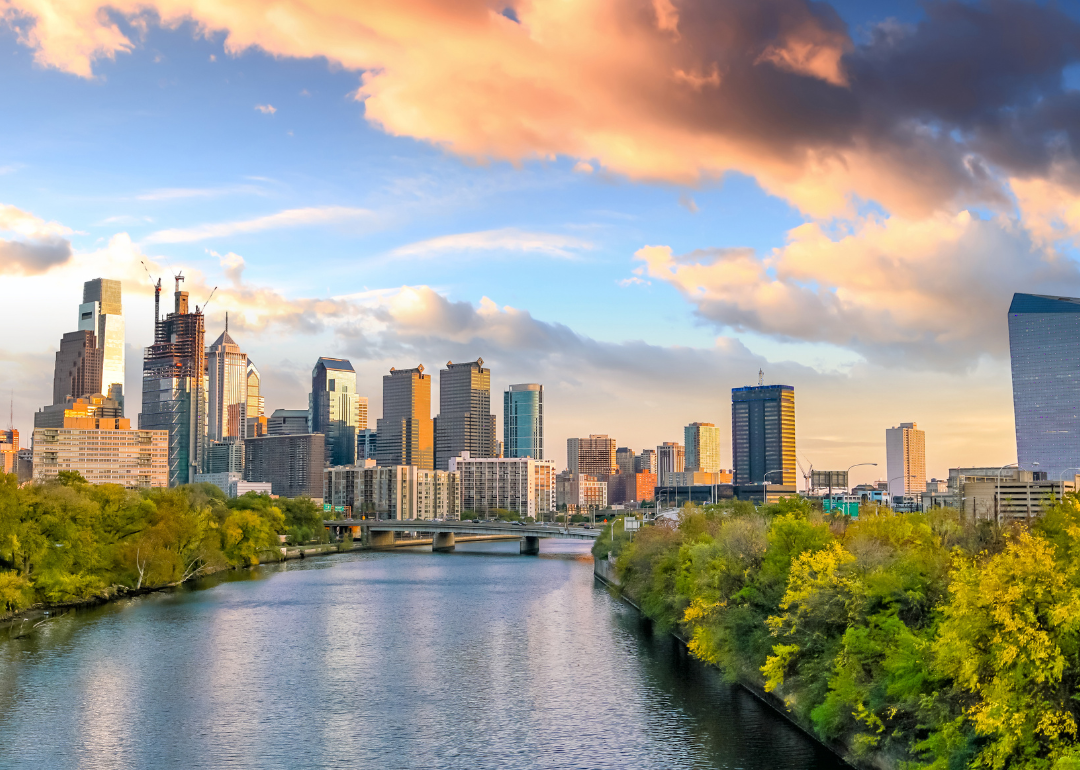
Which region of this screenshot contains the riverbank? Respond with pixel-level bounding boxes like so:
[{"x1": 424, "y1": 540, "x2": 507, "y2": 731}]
[
  {"x1": 1, "y1": 540, "x2": 358, "y2": 630},
  {"x1": 594, "y1": 553, "x2": 866, "y2": 770}
]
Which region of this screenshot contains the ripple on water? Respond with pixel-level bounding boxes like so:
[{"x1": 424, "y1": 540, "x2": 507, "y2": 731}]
[{"x1": 0, "y1": 540, "x2": 848, "y2": 770}]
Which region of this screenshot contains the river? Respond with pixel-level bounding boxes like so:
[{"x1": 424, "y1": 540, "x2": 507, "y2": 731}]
[{"x1": 0, "y1": 540, "x2": 847, "y2": 769}]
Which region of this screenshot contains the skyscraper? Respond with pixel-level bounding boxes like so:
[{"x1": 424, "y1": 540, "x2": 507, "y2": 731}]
[
  {"x1": 207, "y1": 319, "x2": 248, "y2": 442},
  {"x1": 615, "y1": 447, "x2": 636, "y2": 476},
  {"x1": 1008, "y1": 293, "x2": 1080, "y2": 479},
  {"x1": 139, "y1": 276, "x2": 207, "y2": 486},
  {"x1": 567, "y1": 434, "x2": 617, "y2": 476},
  {"x1": 684, "y1": 422, "x2": 721, "y2": 473},
  {"x1": 79, "y1": 278, "x2": 125, "y2": 413},
  {"x1": 886, "y1": 422, "x2": 926, "y2": 498},
  {"x1": 376, "y1": 365, "x2": 433, "y2": 469},
  {"x1": 53, "y1": 330, "x2": 102, "y2": 404},
  {"x1": 503, "y1": 383, "x2": 543, "y2": 459},
  {"x1": 245, "y1": 360, "x2": 266, "y2": 438},
  {"x1": 310, "y1": 357, "x2": 367, "y2": 466},
  {"x1": 435, "y1": 359, "x2": 496, "y2": 469},
  {"x1": 656, "y1": 442, "x2": 685, "y2": 485},
  {"x1": 731, "y1": 383, "x2": 796, "y2": 486}
]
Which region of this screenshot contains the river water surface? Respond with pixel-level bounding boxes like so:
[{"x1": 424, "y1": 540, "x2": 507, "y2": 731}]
[{"x1": 0, "y1": 540, "x2": 847, "y2": 769}]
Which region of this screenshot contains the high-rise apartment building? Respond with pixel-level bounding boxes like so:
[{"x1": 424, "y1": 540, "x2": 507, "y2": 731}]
[
  {"x1": 656, "y1": 442, "x2": 685, "y2": 485},
  {"x1": 635, "y1": 449, "x2": 657, "y2": 474},
  {"x1": 324, "y1": 465, "x2": 460, "y2": 520},
  {"x1": 207, "y1": 321, "x2": 248, "y2": 442},
  {"x1": 32, "y1": 413, "x2": 167, "y2": 488},
  {"x1": 35, "y1": 394, "x2": 123, "y2": 428},
  {"x1": 53, "y1": 330, "x2": 103, "y2": 405},
  {"x1": 504, "y1": 383, "x2": 543, "y2": 459},
  {"x1": 731, "y1": 384, "x2": 796, "y2": 486},
  {"x1": 449, "y1": 452, "x2": 557, "y2": 520},
  {"x1": 376, "y1": 366, "x2": 433, "y2": 470},
  {"x1": 310, "y1": 357, "x2": 367, "y2": 466},
  {"x1": 684, "y1": 422, "x2": 721, "y2": 473},
  {"x1": 1008, "y1": 293, "x2": 1080, "y2": 479},
  {"x1": 435, "y1": 359, "x2": 496, "y2": 469},
  {"x1": 139, "y1": 277, "x2": 207, "y2": 486},
  {"x1": 567, "y1": 434, "x2": 617, "y2": 477},
  {"x1": 886, "y1": 422, "x2": 926, "y2": 498}
]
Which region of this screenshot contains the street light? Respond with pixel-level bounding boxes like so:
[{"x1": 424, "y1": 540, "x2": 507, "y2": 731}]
[
  {"x1": 1058, "y1": 467, "x2": 1080, "y2": 502},
  {"x1": 888, "y1": 476, "x2": 906, "y2": 508},
  {"x1": 763, "y1": 469, "x2": 784, "y2": 506},
  {"x1": 830, "y1": 462, "x2": 877, "y2": 511}
]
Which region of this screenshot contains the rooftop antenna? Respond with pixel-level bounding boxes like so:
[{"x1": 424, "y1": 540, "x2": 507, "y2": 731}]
[
  {"x1": 225, "y1": 311, "x2": 228, "y2": 332},
  {"x1": 758, "y1": 368, "x2": 764, "y2": 387}
]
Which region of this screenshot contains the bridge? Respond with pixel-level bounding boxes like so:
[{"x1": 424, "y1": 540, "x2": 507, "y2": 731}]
[{"x1": 324, "y1": 519, "x2": 602, "y2": 554}]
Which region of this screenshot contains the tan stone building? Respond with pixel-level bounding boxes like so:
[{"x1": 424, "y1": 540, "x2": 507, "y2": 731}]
[{"x1": 32, "y1": 413, "x2": 167, "y2": 488}]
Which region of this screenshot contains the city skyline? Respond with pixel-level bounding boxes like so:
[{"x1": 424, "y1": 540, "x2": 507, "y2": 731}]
[{"x1": 5, "y1": 0, "x2": 1080, "y2": 483}]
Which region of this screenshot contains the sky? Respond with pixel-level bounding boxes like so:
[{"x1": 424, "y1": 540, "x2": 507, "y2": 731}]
[{"x1": 2, "y1": 0, "x2": 1080, "y2": 486}]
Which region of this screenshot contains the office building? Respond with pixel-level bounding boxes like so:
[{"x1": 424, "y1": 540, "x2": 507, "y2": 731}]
[
  {"x1": 948, "y1": 466, "x2": 1071, "y2": 522},
  {"x1": 449, "y1": 452, "x2": 557, "y2": 519},
  {"x1": 207, "y1": 320, "x2": 248, "y2": 442},
  {"x1": 194, "y1": 472, "x2": 272, "y2": 498},
  {"x1": 1008, "y1": 293, "x2": 1080, "y2": 480},
  {"x1": 357, "y1": 428, "x2": 378, "y2": 462},
  {"x1": 206, "y1": 439, "x2": 244, "y2": 474},
  {"x1": 625, "y1": 471, "x2": 657, "y2": 504},
  {"x1": 567, "y1": 434, "x2": 617, "y2": 477},
  {"x1": 668, "y1": 470, "x2": 732, "y2": 486},
  {"x1": 616, "y1": 447, "x2": 636, "y2": 476},
  {"x1": 268, "y1": 409, "x2": 309, "y2": 435},
  {"x1": 635, "y1": 449, "x2": 657, "y2": 474},
  {"x1": 376, "y1": 365, "x2": 433, "y2": 470},
  {"x1": 1, "y1": 429, "x2": 18, "y2": 475},
  {"x1": 684, "y1": 422, "x2": 721, "y2": 473},
  {"x1": 79, "y1": 278, "x2": 125, "y2": 413},
  {"x1": 244, "y1": 433, "x2": 325, "y2": 499},
  {"x1": 886, "y1": 422, "x2": 926, "y2": 498},
  {"x1": 246, "y1": 360, "x2": 264, "y2": 419},
  {"x1": 32, "y1": 414, "x2": 167, "y2": 488},
  {"x1": 504, "y1": 383, "x2": 543, "y2": 459},
  {"x1": 53, "y1": 330, "x2": 103, "y2": 405},
  {"x1": 35, "y1": 394, "x2": 123, "y2": 428},
  {"x1": 731, "y1": 383, "x2": 796, "y2": 487},
  {"x1": 656, "y1": 442, "x2": 685, "y2": 485},
  {"x1": 310, "y1": 357, "x2": 367, "y2": 466},
  {"x1": 139, "y1": 277, "x2": 207, "y2": 486},
  {"x1": 436, "y1": 359, "x2": 496, "y2": 469},
  {"x1": 324, "y1": 465, "x2": 460, "y2": 520},
  {"x1": 16, "y1": 448, "x2": 32, "y2": 483}
]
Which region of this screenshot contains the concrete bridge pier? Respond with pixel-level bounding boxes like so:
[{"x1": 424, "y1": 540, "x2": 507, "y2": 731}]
[
  {"x1": 370, "y1": 529, "x2": 396, "y2": 549},
  {"x1": 520, "y1": 536, "x2": 540, "y2": 555},
  {"x1": 432, "y1": 531, "x2": 456, "y2": 552}
]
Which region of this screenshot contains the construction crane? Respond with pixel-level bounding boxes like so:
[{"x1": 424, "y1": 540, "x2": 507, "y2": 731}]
[
  {"x1": 140, "y1": 260, "x2": 163, "y2": 330},
  {"x1": 198, "y1": 286, "x2": 218, "y2": 315},
  {"x1": 797, "y1": 456, "x2": 814, "y2": 495}
]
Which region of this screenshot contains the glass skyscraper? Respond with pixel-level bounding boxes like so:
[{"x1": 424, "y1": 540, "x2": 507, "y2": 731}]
[
  {"x1": 310, "y1": 357, "x2": 367, "y2": 467},
  {"x1": 79, "y1": 278, "x2": 125, "y2": 413},
  {"x1": 1008, "y1": 293, "x2": 1080, "y2": 480},
  {"x1": 731, "y1": 384, "x2": 796, "y2": 486},
  {"x1": 376, "y1": 365, "x2": 433, "y2": 470},
  {"x1": 503, "y1": 383, "x2": 543, "y2": 459}
]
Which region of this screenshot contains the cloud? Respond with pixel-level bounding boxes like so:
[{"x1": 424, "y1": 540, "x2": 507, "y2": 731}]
[
  {"x1": 678, "y1": 193, "x2": 699, "y2": 213},
  {"x1": 254, "y1": 103, "x2": 276, "y2": 114},
  {"x1": 0, "y1": 203, "x2": 74, "y2": 275},
  {"x1": 136, "y1": 183, "x2": 267, "y2": 201},
  {"x1": 5, "y1": 0, "x2": 1080, "y2": 217},
  {"x1": 572, "y1": 161, "x2": 594, "y2": 174},
  {"x1": 143, "y1": 205, "x2": 375, "y2": 243},
  {"x1": 635, "y1": 210, "x2": 1080, "y2": 370},
  {"x1": 390, "y1": 228, "x2": 592, "y2": 259}
]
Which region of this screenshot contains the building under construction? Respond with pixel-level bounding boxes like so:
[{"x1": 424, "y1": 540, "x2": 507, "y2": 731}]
[{"x1": 139, "y1": 276, "x2": 207, "y2": 486}]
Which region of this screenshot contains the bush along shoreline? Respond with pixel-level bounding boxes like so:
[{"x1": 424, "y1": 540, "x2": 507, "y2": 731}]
[
  {"x1": 593, "y1": 497, "x2": 1080, "y2": 770},
  {"x1": 0, "y1": 472, "x2": 329, "y2": 621}
]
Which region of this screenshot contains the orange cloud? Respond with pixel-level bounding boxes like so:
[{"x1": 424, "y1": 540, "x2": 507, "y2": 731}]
[{"x1": 11, "y1": 0, "x2": 1070, "y2": 217}]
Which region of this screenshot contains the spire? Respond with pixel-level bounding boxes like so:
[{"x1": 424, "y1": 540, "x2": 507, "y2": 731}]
[{"x1": 225, "y1": 312, "x2": 228, "y2": 332}]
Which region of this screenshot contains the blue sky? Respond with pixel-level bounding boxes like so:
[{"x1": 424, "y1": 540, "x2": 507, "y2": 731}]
[{"x1": 2, "y1": 0, "x2": 1079, "y2": 481}]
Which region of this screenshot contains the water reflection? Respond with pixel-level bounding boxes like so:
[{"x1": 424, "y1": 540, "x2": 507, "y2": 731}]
[{"x1": 0, "y1": 541, "x2": 846, "y2": 770}]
